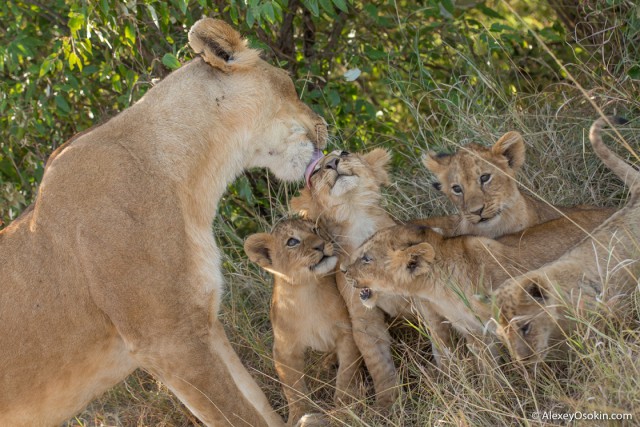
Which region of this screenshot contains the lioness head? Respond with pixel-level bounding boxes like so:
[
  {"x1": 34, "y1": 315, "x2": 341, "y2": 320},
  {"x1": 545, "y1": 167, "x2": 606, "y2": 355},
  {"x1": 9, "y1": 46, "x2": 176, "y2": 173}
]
[
  {"x1": 494, "y1": 274, "x2": 568, "y2": 362},
  {"x1": 343, "y1": 224, "x2": 437, "y2": 308},
  {"x1": 188, "y1": 18, "x2": 328, "y2": 181},
  {"x1": 290, "y1": 148, "x2": 391, "y2": 218},
  {"x1": 244, "y1": 219, "x2": 338, "y2": 283},
  {"x1": 424, "y1": 132, "x2": 525, "y2": 228}
]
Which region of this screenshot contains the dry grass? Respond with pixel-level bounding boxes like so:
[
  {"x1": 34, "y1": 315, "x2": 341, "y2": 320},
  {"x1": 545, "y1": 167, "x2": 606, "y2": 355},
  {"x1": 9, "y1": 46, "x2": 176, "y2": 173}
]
[{"x1": 64, "y1": 8, "x2": 640, "y2": 427}]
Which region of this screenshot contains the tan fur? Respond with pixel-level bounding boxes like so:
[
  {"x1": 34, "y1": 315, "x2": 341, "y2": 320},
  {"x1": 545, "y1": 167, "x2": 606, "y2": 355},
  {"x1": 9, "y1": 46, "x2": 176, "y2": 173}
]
[
  {"x1": 290, "y1": 149, "x2": 406, "y2": 409},
  {"x1": 495, "y1": 117, "x2": 640, "y2": 362},
  {"x1": 244, "y1": 219, "x2": 361, "y2": 425},
  {"x1": 422, "y1": 131, "x2": 609, "y2": 237},
  {"x1": 0, "y1": 18, "x2": 328, "y2": 427},
  {"x1": 344, "y1": 207, "x2": 613, "y2": 366}
]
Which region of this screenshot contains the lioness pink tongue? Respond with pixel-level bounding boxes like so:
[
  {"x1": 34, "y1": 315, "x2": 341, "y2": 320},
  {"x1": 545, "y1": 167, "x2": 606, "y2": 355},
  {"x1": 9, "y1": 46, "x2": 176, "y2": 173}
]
[{"x1": 305, "y1": 149, "x2": 324, "y2": 188}]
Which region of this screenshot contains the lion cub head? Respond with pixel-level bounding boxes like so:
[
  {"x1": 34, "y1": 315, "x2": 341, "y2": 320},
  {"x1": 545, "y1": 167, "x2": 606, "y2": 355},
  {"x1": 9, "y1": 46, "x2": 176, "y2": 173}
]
[
  {"x1": 291, "y1": 148, "x2": 391, "y2": 218},
  {"x1": 244, "y1": 219, "x2": 337, "y2": 283},
  {"x1": 344, "y1": 225, "x2": 436, "y2": 308},
  {"x1": 424, "y1": 132, "x2": 525, "y2": 233},
  {"x1": 493, "y1": 274, "x2": 571, "y2": 362}
]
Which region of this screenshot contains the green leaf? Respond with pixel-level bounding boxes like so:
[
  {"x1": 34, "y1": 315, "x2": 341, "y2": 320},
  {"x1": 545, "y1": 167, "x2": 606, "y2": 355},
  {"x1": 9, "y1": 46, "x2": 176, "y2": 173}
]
[
  {"x1": 490, "y1": 23, "x2": 514, "y2": 33},
  {"x1": 364, "y1": 45, "x2": 386, "y2": 60},
  {"x1": 124, "y1": 23, "x2": 135, "y2": 45},
  {"x1": 628, "y1": 65, "x2": 640, "y2": 80},
  {"x1": 263, "y1": 3, "x2": 276, "y2": 23},
  {"x1": 246, "y1": 7, "x2": 255, "y2": 27},
  {"x1": 55, "y1": 95, "x2": 71, "y2": 114},
  {"x1": 68, "y1": 52, "x2": 83, "y2": 71},
  {"x1": 68, "y1": 14, "x2": 84, "y2": 37},
  {"x1": 305, "y1": 0, "x2": 320, "y2": 17},
  {"x1": 331, "y1": 0, "x2": 348, "y2": 12},
  {"x1": 319, "y1": 0, "x2": 334, "y2": 15},
  {"x1": 161, "y1": 53, "x2": 181, "y2": 70},
  {"x1": 476, "y1": 4, "x2": 504, "y2": 19},
  {"x1": 440, "y1": 0, "x2": 455, "y2": 14}
]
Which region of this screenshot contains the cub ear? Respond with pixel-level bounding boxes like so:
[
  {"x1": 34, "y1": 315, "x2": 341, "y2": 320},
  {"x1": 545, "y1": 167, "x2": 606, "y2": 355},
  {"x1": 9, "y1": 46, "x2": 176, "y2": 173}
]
[
  {"x1": 523, "y1": 277, "x2": 549, "y2": 304},
  {"x1": 188, "y1": 18, "x2": 260, "y2": 71},
  {"x1": 363, "y1": 148, "x2": 391, "y2": 185},
  {"x1": 422, "y1": 151, "x2": 451, "y2": 175},
  {"x1": 492, "y1": 131, "x2": 525, "y2": 171},
  {"x1": 391, "y1": 242, "x2": 435, "y2": 277},
  {"x1": 244, "y1": 234, "x2": 274, "y2": 269}
]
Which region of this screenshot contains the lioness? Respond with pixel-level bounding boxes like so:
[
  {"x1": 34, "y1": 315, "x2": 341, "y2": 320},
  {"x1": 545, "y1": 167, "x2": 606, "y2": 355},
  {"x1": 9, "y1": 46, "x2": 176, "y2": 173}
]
[
  {"x1": 495, "y1": 117, "x2": 640, "y2": 362},
  {"x1": 0, "y1": 19, "x2": 327, "y2": 427},
  {"x1": 422, "y1": 131, "x2": 612, "y2": 237},
  {"x1": 244, "y1": 219, "x2": 361, "y2": 425},
  {"x1": 290, "y1": 149, "x2": 407, "y2": 408},
  {"x1": 344, "y1": 206, "x2": 613, "y2": 366}
]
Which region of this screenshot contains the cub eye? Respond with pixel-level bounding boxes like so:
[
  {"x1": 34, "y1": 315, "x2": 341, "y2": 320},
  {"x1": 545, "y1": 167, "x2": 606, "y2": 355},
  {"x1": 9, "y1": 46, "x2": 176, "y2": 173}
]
[
  {"x1": 286, "y1": 238, "x2": 300, "y2": 247},
  {"x1": 451, "y1": 185, "x2": 463, "y2": 195},
  {"x1": 480, "y1": 174, "x2": 492, "y2": 184},
  {"x1": 340, "y1": 151, "x2": 350, "y2": 157},
  {"x1": 361, "y1": 254, "x2": 372, "y2": 264},
  {"x1": 520, "y1": 322, "x2": 532, "y2": 337}
]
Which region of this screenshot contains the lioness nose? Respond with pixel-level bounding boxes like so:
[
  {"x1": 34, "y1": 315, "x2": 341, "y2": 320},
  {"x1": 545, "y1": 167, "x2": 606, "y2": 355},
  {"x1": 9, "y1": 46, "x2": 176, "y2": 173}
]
[{"x1": 325, "y1": 157, "x2": 339, "y2": 170}]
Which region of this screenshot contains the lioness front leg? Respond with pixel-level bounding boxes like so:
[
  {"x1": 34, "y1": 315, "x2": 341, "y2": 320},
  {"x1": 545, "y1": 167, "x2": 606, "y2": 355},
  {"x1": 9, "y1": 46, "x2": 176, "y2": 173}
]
[
  {"x1": 273, "y1": 342, "x2": 314, "y2": 425},
  {"x1": 133, "y1": 319, "x2": 284, "y2": 427}
]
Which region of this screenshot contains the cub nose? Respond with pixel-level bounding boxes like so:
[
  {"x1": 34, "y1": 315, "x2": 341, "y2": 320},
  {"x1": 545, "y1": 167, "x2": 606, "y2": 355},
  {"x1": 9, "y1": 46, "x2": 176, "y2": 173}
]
[
  {"x1": 324, "y1": 157, "x2": 340, "y2": 170},
  {"x1": 470, "y1": 206, "x2": 484, "y2": 216}
]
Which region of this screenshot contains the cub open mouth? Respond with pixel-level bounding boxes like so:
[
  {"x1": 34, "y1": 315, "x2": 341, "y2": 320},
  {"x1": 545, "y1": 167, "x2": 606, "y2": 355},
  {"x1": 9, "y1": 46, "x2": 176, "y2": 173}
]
[{"x1": 359, "y1": 288, "x2": 372, "y2": 301}]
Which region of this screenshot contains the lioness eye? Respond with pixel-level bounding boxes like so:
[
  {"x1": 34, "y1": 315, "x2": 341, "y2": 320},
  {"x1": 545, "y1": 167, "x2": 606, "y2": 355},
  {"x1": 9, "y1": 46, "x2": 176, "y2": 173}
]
[
  {"x1": 362, "y1": 254, "x2": 372, "y2": 263},
  {"x1": 286, "y1": 238, "x2": 300, "y2": 247},
  {"x1": 340, "y1": 151, "x2": 350, "y2": 157},
  {"x1": 451, "y1": 184, "x2": 463, "y2": 195},
  {"x1": 480, "y1": 174, "x2": 492, "y2": 184},
  {"x1": 520, "y1": 322, "x2": 532, "y2": 336}
]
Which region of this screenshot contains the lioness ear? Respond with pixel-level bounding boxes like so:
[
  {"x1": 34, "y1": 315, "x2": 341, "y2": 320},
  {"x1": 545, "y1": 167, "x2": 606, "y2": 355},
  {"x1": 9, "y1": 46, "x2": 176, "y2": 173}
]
[
  {"x1": 244, "y1": 234, "x2": 273, "y2": 268},
  {"x1": 492, "y1": 131, "x2": 525, "y2": 171},
  {"x1": 188, "y1": 18, "x2": 260, "y2": 71},
  {"x1": 391, "y1": 242, "x2": 435, "y2": 276},
  {"x1": 423, "y1": 151, "x2": 451, "y2": 175},
  {"x1": 363, "y1": 148, "x2": 391, "y2": 185}
]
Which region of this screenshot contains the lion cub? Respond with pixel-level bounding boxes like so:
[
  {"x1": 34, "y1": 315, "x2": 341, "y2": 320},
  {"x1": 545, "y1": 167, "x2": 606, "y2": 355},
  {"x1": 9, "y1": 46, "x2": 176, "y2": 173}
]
[
  {"x1": 291, "y1": 148, "x2": 408, "y2": 409},
  {"x1": 244, "y1": 219, "x2": 360, "y2": 424},
  {"x1": 495, "y1": 117, "x2": 640, "y2": 362},
  {"x1": 422, "y1": 131, "x2": 613, "y2": 237},
  {"x1": 344, "y1": 207, "x2": 613, "y2": 366}
]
